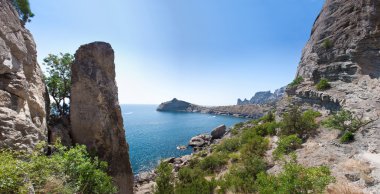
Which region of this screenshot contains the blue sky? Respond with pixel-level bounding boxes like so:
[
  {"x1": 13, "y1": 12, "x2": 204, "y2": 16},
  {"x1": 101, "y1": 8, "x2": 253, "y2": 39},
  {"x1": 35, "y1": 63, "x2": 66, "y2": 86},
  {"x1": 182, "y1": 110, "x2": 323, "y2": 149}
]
[{"x1": 28, "y1": 0, "x2": 324, "y2": 105}]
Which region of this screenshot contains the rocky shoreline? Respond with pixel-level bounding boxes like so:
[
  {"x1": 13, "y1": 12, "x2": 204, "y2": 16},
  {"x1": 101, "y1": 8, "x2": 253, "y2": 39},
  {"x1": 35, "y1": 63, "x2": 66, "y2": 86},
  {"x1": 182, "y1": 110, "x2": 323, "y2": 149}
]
[
  {"x1": 134, "y1": 124, "x2": 232, "y2": 193},
  {"x1": 157, "y1": 98, "x2": 271, "y2": 119}
]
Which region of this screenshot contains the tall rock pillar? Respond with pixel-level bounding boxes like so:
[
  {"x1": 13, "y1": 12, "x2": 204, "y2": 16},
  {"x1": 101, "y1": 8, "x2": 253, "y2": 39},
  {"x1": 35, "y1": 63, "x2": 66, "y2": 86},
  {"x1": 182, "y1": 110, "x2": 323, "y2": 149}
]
[{"x1": 70, "y1": 42, "x2": 133, "y2": 194}]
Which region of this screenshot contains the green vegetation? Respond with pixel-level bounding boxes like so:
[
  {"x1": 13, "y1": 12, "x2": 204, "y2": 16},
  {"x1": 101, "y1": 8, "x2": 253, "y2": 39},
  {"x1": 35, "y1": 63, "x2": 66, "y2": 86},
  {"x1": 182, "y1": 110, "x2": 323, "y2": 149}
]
[
  {"x1": 154, "y1": 109, "x2": 333, "y2": 193},
  {"x1": 316, "y1": 78, "x2": 331, "y2": 91},
  {"x1": 288, "y1": 76, "x2": 304, "y2": 88},
  {"x1": 273, "y1": 135, "x2": 302, "y2": 160},
  {"x1": 340, "y1": 131, "x2": 354, "y2": 144},
  {"x1": 43, "y1": 53, "x2": 74, "y2": 118},
  {"x1": 323, "y1": 110, "x2": 374, "y2": 143},
  {"x1": 256, "y1": 156, "x2": 334, "y2": 194},
  {"x1": 154, "y1": 162, "x2": 174, "y2": 194},
  {"x1": 322, "y1": 38, "x2": 333, "y2": 49},
  {"x1": 280, "y1": 107, "x2": 321, "y2": 138},
  {"x1": 175, "y1": 167, "x2": 215, "y2": 194},
  {"x1": 198, "y1": 152, "x2": 228, "y2": 173},
  {"x1": 12, "y1": 0, "x2": 34, "y2": 23},
  {"x1": 0, "y1": 142, "x2": 116, "y2": 194}
]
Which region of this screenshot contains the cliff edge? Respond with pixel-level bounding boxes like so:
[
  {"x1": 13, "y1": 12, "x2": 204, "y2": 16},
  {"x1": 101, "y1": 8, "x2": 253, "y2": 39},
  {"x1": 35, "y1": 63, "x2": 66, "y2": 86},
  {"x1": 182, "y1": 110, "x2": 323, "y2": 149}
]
[{"x1": 0, "y1": 0, "x2": 47, "y2": 151}]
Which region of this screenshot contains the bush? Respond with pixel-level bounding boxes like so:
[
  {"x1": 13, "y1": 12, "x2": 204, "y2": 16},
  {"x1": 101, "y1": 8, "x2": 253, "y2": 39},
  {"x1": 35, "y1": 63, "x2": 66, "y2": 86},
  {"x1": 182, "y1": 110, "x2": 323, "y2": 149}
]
[
  {"x1": 260, "y1": 111, "x2": 275, "y2": 123},
  {"x1": 280, "y1": 107, "x2": 321, "y2": 138},
  {"x1": 316, "y1": 78, "x2": 331, "y2": 91},
  {"x1": 220, "y1": 156, "x2": 266, "y2": 193},
  {"x1": 273, "y1": 135, "x2": 302, "y2": 160},
  {"x1": 340, "y1": 131, "x2": 355, "y2": 144},
  {"x1": 175, "y1": 167, "x2": 215, "y2": 194},
  {"x1": 154, "y1": 162, "x2": 174, "y2": 194},
  {"x1": 256, "y1": 157, "x2": 334, "y2": 194},
  {"x1": 215, "y1": 137, "x2": 241, "y2": 153},
  {"x1": 254, "y1": 122, "x2": 279, "y2": 136},
  {"x1": 322, "y1": 110, "x2": 371, "y2": 133},
  {"x1": 0, "y1": 142, "x2": 117, "y2": 194},
  {"x1": 240, "y1": 135, "x2": 269, "y2": 158},
  {"x1": 288, "y1": 76, "x2": 304, "y2": 88},
  {"x1": 322, "y1": 38, "x2": 333, "y2": 49},
  {"x1": 198, "y1": 153, "x2": 228, "y2": 173},
  {"x1": 12, "y1": 0, "x2": 34, "y2": 23}
]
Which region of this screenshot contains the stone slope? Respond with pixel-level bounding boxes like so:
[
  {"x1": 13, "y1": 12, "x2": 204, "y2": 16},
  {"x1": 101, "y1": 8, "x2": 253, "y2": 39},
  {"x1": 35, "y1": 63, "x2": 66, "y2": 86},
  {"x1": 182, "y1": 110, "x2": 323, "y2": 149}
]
[
  {"x1": 70, "y1": 42, "x2": 133, "y2": 194},
  {"x1": 0, "y1": 0, "x2": 47, "y2": 151}
]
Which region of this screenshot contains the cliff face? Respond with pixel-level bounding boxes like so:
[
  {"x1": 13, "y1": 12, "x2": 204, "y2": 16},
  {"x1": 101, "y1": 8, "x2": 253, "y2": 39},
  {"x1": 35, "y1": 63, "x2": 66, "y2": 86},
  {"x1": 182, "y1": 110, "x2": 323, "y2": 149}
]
[
  {"x1": 70, "y1": 42, "x2": 134, "y2": 194},
  {"x1": 0, "y1": 0, "x2": 47, "y2": 151},
  {"x1": 237, "y1": 87, "x2": 285, "y2": 105},
  {"x1": 288, "y1": 1, "x2": 380, "y2": 192},
  {"x1": 294, "y1": 0, "x2": 380, "y2": 116}
]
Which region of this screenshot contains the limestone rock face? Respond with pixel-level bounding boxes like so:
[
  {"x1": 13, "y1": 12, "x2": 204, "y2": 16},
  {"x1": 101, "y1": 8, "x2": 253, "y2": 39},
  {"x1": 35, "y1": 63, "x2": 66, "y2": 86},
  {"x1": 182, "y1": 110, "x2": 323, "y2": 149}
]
[
  {"x1": 0, "y1": 0, "x2": 47, "y2": 151},
  {"x1": 237, "y1": 87, "x2": 286, "y2": 105},
  {"x1": 297, "y1": 0, "x2": 380, "y2": 81},
  {"x1": 70, "y1": 42, "x2": 133, "y2": 194},
  {"x1": 211, "y1": 124, "x2": 226, "y2": 139},
  {"x1": 157, "y1": 98, "x2": 192, "y2": 112}
]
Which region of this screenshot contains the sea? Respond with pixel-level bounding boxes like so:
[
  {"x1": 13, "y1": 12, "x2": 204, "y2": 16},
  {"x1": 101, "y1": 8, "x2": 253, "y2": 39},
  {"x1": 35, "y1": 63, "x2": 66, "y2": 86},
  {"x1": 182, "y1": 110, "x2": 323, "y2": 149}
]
[{"x1": 121, "y1": 104, "x2": 247, "y2": 174}]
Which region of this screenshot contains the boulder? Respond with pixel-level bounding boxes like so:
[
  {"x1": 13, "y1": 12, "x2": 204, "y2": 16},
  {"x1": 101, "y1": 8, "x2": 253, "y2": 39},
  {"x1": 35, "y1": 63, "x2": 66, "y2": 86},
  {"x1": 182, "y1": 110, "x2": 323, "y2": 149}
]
[
  {"x1": 0, "y1": 0, "x2": 48, "y2": 151},
  {"x1": 70, "y1": 42, "x2": 133, "y2": 194},
  {"x1": 211, "y1": 125, "x2": 227, "y2": 139}
]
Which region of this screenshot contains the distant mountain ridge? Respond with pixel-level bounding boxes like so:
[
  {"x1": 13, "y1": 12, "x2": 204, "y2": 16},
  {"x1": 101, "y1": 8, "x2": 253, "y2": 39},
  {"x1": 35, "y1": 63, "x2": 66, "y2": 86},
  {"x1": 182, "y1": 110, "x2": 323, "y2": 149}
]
[{"x1": 237, "y1": 86, "x2": 286, "y2": 105}]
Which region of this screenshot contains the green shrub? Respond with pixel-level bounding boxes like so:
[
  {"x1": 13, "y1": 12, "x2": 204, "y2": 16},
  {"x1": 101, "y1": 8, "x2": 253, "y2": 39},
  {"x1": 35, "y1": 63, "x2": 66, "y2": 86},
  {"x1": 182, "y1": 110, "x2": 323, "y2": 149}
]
[
  {"x1": 260, "y1": 111, "x2": 275, "y2": 123},
  {"x1": 280, "y1": 107, "x2": 321, "y2": 138},
  {"x1": 154, "y1": 162, "x2": 174, "y2": 194},
  {"x1": 198, "y1": 153, "x2": 228, "y2": 173},
  {"x1": 288, "y1": 76, "x2": 304, "y2": 88},
  {"x1": 254, "y1": 122, "x2": 279, "y2": 136},
  {"x1": 322, "y1": 38, "x2": 333, "y2": 49},
  {"x1": 322, "y1": 110, "x2": 370, "y2": 133},
  {"x1": 256, "y1": 158, "x2": 334, "y2": 194},
  {"x1": 340, "y1": 131, "x2": 355, "y2": 144},
  {"x1": 0, "y1": 142, "x2": 117, "y2": 194},
  {"x1": 12, "y1": 0, "x2": 34, "y2": 23},
  {"x1": 175, "y1": 167, "x2": 215, "y2": 194},
  {"x1": 220, "y1": 156, "x2": 266, "y2": 193},
  {"x1": 240, "y1": 135, "x2": 269, "y2": 158},
  {"x1": 273, "y1": 135, "x2": 302, "y2": 160},
  {"x1": 215, "y1": 137, "x2": 241, "y2": 153},
  {"x1": 316, "y1": 78, "x2": 331, "y2": 91}
]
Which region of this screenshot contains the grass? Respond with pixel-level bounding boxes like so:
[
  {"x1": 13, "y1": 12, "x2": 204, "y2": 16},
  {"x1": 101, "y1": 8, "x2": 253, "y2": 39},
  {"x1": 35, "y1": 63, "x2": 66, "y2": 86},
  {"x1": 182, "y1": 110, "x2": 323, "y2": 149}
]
[{"x1": 288, "y1": 76, "x2": 304, "y2": 88}]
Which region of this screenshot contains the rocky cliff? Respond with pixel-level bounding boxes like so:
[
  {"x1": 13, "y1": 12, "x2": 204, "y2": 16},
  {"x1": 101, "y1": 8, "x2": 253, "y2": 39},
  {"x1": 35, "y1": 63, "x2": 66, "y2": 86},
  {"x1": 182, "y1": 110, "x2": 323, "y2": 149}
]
[
  {"x1": 0, "y1": 0, "x2": 47, "y2": 151},
  {"x1": 286, "y1": 0, "x2": 380, "y2": 192},
  {"x1": 293, "y1": 0, "x2": 380, "y2": 118},
  {"x1": 237, "y1": 87, "x2": 285, "y2": 105},
  {"x1": 70, "y1": 42, "x2": 134, "y2": 194}
]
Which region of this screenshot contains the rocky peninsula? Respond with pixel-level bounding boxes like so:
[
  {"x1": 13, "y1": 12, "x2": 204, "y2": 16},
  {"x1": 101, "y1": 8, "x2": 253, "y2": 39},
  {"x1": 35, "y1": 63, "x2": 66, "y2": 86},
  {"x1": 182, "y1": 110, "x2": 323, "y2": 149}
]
[{"x1": 157, "y1": 98, "x2": 271, "y2": 119}]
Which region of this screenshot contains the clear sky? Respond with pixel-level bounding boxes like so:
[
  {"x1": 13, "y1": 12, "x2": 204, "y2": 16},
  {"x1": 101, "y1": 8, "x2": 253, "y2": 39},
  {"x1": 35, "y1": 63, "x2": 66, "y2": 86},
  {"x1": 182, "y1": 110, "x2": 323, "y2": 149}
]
[{"x1": 28, "y1": 0, "x2": 324, "y2": 106}]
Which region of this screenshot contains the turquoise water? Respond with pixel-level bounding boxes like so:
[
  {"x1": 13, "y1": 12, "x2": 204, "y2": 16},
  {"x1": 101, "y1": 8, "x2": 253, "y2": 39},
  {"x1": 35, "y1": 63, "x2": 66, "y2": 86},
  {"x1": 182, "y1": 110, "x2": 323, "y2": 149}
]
[{"x1": 121, "y1": 104, "x2": 247, "y2": 174}]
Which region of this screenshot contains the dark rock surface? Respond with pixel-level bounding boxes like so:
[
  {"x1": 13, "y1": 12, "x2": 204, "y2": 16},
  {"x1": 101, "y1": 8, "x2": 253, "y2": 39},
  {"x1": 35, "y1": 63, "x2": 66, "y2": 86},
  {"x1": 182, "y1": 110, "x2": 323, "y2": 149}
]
[
  {"x1": 211, "y1": 124, "x2": 226, "y2": 139},
  {"x1": 0, "y1": 0, "x2": 48, "y2": 151},
  {"x1": 70, "y1": 42, "x2": 133, "y2": 194}
]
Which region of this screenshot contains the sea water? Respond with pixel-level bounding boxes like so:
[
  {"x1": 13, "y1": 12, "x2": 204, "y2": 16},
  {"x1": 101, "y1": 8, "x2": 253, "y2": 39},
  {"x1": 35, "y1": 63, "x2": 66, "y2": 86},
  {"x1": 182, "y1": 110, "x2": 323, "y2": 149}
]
[{"x1": 121, "y1": 104, "x2": 247, "y2": 174}]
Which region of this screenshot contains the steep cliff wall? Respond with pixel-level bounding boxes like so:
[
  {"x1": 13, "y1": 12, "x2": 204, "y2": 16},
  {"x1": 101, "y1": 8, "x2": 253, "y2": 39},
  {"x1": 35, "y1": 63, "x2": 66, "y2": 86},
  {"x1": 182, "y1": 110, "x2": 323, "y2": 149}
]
[
  {"x1": 293, "y1": 0, "x2": 380, "y2": 118},
  {"x1": 70, "y1": 42, "x2": 134, "y2": 194},
  {"x1": 0, "y1": 0, "x2": 47, "y2": 151}
]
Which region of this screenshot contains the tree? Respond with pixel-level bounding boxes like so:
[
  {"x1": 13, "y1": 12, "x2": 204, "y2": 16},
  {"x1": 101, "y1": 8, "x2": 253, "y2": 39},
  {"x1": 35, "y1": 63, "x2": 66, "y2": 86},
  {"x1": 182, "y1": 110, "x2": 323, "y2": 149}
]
[
  {"x1": 43, "y1": 53, "x2": 73, "y2": 118},
  {"x1": 12, "y1": 0, "x2": 34, "y2": 24}
]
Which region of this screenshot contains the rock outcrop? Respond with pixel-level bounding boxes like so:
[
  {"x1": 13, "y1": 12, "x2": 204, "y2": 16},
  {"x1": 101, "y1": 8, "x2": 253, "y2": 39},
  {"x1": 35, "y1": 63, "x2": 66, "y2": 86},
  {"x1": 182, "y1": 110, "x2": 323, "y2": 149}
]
[
  {"x1": 0, "y1": 0, "x2": 47, "y2": 151},
  {"x1": 70, "y1": 42, "x2": 133, "y2": 194},
  {"x1": 237, "y1": 87, "x2": 286, "y2": 105},
  {"x1": 293, "y1": 0, "x2": 380, "y2": 117},
  {"x1": 157, "y1": 98, "x2": 193, "y2": 112},
  {"x1": 211, "y1": 124, "x2": 226, "y2": 139}
]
